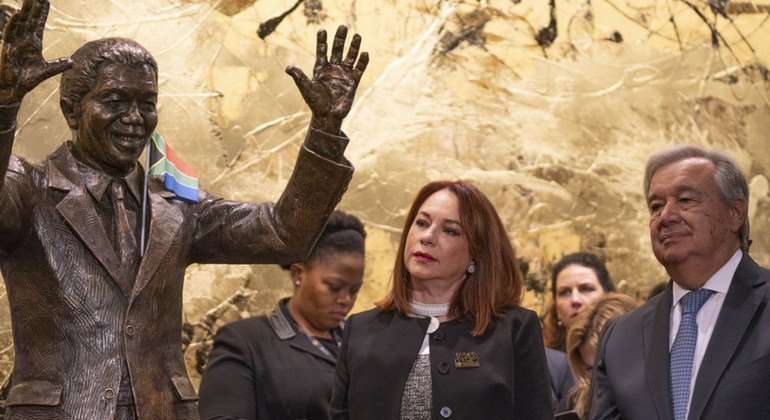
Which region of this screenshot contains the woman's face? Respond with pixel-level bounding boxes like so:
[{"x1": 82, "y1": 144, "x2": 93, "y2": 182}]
[
  {"x1": 555, "y1": 264, "x2": 605, "y2": 327},
  {"x1": 292, "y1": 252, "x2": 365, "y2": 335},
  {"x1": 403, "y1": 189, "x2": 472, "y2": 287}
]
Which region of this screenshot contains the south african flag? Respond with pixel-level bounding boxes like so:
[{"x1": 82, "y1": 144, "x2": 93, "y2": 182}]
[{"x1": 148, "y1": 132, "x2": 199, "y2": 202}]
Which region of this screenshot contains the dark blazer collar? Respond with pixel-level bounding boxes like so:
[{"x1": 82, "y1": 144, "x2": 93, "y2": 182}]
[
  {"x1": 267, "y1": 297, "x2": 344, "y2": 364},
  {"x1": 267, "y1": 298, "x2": 299, "y2": 340},
  {"x1": 267, "y1": 297, "x2": 346, "y2": 339}
]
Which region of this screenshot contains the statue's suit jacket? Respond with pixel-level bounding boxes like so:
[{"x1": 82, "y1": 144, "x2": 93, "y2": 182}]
[
  {"x1": 589, "y1": 253, "x2": 770, "y2": 420},
  {"x1": 0, "y1": 139, "x2": 352, "y2": 420}
]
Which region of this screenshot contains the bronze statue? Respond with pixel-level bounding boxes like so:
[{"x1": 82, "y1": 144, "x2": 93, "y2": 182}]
[{"x1": 0, "y1": 0, "x2": 368, "y2": 418}]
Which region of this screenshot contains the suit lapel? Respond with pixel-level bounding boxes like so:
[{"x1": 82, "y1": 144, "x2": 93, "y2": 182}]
[
  {"x1": 130, "y1": 181, "x2": 183, "y2": 301},
  {"x1": 688, "y1": 256, "x2": 765, "y2": 420},
  {"x1": 644, "y1": 285, "x2": 674, "y2": 420},
  {"x1": 48, "y1": 148, "x2": 130, "y2": 298},
  {"x1": 288, "y1": 333, "x2": 337, "y2": 364}
]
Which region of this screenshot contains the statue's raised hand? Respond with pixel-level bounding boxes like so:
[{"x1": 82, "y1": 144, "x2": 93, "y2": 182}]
[
  {"x1": 0, "y1": 0, "x2": 72, "y2": 105},
  {"x1": 285, "y1": 26, "x2": 368, "y2": 133}
]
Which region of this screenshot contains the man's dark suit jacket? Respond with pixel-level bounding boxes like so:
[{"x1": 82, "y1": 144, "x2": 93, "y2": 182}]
[
  {"x1": 331, "y1": 307, "x2": 554, "y2": 419},
  {"x1": 0, "y1": 137, "x2": 352, "y2": 419},
  {"x1": 589, "y1": 253, "x2": 770, "y2": 420}
]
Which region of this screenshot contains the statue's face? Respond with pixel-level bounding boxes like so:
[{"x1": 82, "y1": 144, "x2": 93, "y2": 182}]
[{"x1": 74, "y1": 62, "x2": 158, "y2": 175}]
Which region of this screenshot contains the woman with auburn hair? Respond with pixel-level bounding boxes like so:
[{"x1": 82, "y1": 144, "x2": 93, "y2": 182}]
[
  {"x1": 558, "y1": 293, "x2": 638, "y2": 418},
  {"x1": 331, "y1": 180, "x2": 553, "y2": 419}
]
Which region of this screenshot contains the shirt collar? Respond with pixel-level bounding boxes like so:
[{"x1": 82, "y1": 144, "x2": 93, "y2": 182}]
[
  {"x1": 671, "y1": 249, "x2": 742, "y2": 307},
  {"x1": 75, "y1": 158, "x2": 143, "y2": 204}
]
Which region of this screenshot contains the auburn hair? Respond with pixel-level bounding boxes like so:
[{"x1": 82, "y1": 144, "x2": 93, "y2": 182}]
[{"x1": 377, "y1": 180, "x2": 522, "y2": 336}]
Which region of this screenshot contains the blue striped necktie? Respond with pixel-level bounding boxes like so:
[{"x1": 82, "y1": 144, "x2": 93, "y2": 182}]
[{"x1": 670, "y1": 288, "x2": 714, "y2": 420}]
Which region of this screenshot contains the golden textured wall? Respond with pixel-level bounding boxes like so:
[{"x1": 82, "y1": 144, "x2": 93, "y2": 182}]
[{"x1": 1, "y1": 0, "x2": 769, "y2": 387}]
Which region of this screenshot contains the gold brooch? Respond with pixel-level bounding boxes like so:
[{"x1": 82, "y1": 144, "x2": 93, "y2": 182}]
[{"x1": 455, "y1": 351, "x2": 480, "y2": 368}]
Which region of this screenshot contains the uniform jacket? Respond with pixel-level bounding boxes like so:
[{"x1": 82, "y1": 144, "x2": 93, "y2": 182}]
[
  {"x1": 330, "y1": 307, "x2": 554, "y2": 419},
  {"x1": 198, "y1": 298, "x2": 342, "y2": 419},
  {"x1": 0, "y1": 137, "x2": 352, "y2": 420},
  {"x1": 588, "y1": 253, "x2": 770, "y2": 420}
]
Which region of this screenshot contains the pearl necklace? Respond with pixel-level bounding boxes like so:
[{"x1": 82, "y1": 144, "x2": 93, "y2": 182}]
[{"x1": 409, "y1": 300, "x2": 450, "y2": 317}]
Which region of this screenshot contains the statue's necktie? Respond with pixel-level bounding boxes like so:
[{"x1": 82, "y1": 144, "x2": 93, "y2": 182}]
[
  {"x1": 110, "y1": 181, "x2": 137, "y2": 270},
  {"x1": 670, "y1": 288, "x2": 714, "y2": 420}
]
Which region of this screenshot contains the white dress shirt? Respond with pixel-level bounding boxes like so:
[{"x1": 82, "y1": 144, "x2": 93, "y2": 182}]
[{"x1": 669, "y1": 249, "x2": 742, "y2": 418}]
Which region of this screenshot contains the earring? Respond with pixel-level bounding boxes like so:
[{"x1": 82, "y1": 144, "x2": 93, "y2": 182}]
[
  {"x1": 293, "y1": 278, "x2": 300, "y2": 287},
  {"x1": 467, "y1": 262, "x2": 476, "y2": 274}
]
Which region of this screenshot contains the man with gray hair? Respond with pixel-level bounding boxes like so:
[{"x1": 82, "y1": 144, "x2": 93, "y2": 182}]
[{"x1": 589, "y1": 145, "x2": 770, "y2": 420}]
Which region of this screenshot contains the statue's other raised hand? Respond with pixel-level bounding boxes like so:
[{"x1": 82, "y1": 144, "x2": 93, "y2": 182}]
[
  {"x1": 0, "y1": 0, "x2": 72, "y2": 105},
  {"x1": 285, "y1": 25, "x2": 368, "y2": 134}
]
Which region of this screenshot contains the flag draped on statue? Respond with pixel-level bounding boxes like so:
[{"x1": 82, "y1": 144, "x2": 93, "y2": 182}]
[
  {"x1": 139, "y1": 132, "x2": 199, "y2": 256},
  {"x1": 147, "y1": 131, "x2": 199, "y2": 202}
]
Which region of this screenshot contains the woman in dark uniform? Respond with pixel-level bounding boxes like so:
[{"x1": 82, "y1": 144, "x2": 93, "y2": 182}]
[{"x1": 199, "y1": 210, "x2": 366, "y2": 419}]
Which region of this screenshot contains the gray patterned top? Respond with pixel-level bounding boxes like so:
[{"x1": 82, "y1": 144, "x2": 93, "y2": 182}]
[{"x1": 400, "y1": 353, "x2": 433, "y2": 420}]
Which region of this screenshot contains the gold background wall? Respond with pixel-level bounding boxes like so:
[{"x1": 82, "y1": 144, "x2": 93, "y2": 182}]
[{"x1": 0, "y1": 0, "x2": 769, "y2": 388}]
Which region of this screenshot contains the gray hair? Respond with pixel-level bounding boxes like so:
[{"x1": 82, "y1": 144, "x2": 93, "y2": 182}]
[
  {"x1": 643, "y1": 144, "x2": 750, "y2": 251},
  {"x1": 60, "y1": 37, "x2": 158, "y2": 110}
]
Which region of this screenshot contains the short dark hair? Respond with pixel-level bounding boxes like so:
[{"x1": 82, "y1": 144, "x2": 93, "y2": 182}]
[
  {"x1": 643, "y1": 145, "x2": 750, "y2": 251},
  {"x1": 281, "y1": 210, "x2": 366, "y2": 270},
  {"x1": 551, "y1": 252, "x2": 614, "y2": 298},
  {"x1": 60, "y1": 37, "x2": 158, "y2": 111}
]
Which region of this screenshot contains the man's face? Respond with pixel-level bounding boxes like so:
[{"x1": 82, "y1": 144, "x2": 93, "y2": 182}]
[
  {"x1": 73, "y1": 63, "x2": 158, "y2": 174},
  {"x1": 647, "y1": 158, "x2": 743, "y2": 284}
]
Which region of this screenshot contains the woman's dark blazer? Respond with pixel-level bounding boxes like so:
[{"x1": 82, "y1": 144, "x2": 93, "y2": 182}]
[
  {"x1": 330, "y1": 306, "x2": 554, "y2": 419},
  {"x1": 199, "y1": 298, "x2": 341, "y2": 420}
]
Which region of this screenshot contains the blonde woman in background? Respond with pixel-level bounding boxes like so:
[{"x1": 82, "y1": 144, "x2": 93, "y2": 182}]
[{"x1": 559, "y1": 293, "x2": 638, "y2": 418}]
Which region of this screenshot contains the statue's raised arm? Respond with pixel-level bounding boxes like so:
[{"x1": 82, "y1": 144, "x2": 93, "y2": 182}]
[
  {"x1": 285, "y1": 25, "x2": 368, "y2": 161},
  {"x1": 0, "y1": 0, "x2": 71, "y2": 186}
]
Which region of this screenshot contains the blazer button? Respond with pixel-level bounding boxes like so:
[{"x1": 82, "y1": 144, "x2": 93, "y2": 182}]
[
  {"x1": 125, "y1": 324, "x2": 136, "y2": 336},
  {"x1": 437, "y1": 361, "x2": 450, "y2": 374},
  {"x1": 104, "y1": 388, "x2": 116, "y2": 400},
  {"x1": 432, "y1": 332, "x2": 445, "y2": 341},
  {"x1": 440, "y1": 406, "x2": 452, "y2": 418}
]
